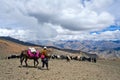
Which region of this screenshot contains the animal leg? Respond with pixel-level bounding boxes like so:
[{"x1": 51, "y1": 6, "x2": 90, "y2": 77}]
[
  {"x1": 34, "y1": 59, "x2": 39, "y2": 67},
  {"x1": 25, "y1": 58, "x2": 28, "y2": 67},
  {"x1": 36, "y1": 59, "x2": 39, "y2": 67},
  {"x1": 34, "y1": 59, "x2": 36, "y2": 67},
  {"x1": 20, "y1": 57, "x2": 24, "y2": 66}
]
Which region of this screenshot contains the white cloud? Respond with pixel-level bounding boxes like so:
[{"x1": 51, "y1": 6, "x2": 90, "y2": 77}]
[
  {"x1": 0, "y1": 28, "x2": 28, "y2": 41},
  {"x1": 53, "y1": 30, "x2": 120, "y2": 41},
  {"x1": 85, "y1": 0, "x2": 114, "y2": 10},
  {"x1": 90, "y1": 30, "x2": 120, "y2": 40},
  {"x1": 0, "y1": 0, "x2": 119, "y2": 41},
  {"x1": 26, "y1": 0, "x2": 114, "y2": 31}
]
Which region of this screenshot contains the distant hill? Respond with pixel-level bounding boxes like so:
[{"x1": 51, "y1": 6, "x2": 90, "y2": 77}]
[
  {"x1": 1, "y1": 36, "x2": 119, "y2": 59},
  {"x1": 30, "y1": 40, "x2": 120, "y2": 59},
  {"x1": 0, "y1": 36, "x2": 81, "y2": 53},
  {"x1": 0, "y1": 36, "x2": 38, "y2": 46},
  {"x1": 0, "y1": 38, "x2": 27, "y2": 59},
  {"x1": 0, "y1": 36, "x2": 95, "y2": 59}
]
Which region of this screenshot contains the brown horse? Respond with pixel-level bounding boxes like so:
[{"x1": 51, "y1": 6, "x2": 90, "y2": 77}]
[{"x1": 20, "y1": 50, "x2": 41, "y2": 67}]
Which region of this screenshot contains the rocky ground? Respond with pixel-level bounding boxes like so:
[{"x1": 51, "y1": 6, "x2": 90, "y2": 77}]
[{"x1": 0, "y1": 59, "x2": 120, "y2": 80}]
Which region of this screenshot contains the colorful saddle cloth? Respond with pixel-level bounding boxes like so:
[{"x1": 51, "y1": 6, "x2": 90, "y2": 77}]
[{"x1": 27, "y1": 49, "x2": 40, "y2": 58}]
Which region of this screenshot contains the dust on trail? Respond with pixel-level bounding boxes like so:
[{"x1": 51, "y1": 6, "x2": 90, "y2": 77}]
[{"x1": 0, "y1": 59, "x2": 120, "y2": 80}]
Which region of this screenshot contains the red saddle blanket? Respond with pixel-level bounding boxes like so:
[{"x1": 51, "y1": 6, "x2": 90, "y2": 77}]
[{"x1": 27, "y1": 50, "x2": 40, "y2": 58}]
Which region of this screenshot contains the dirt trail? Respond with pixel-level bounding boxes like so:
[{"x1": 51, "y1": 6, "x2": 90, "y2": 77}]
[{"x1": 0, "y1": 59, "x2": 120, "y2": 80}]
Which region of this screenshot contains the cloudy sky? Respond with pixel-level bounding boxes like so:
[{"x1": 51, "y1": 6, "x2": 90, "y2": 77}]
[{"x1": 0, "y1": 0, "x2": 120, "y2": 41}]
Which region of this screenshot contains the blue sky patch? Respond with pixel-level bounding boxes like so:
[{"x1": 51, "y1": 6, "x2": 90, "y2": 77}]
[{"x1": 91, "y1": 25, "x2": 120, "y2": 34}]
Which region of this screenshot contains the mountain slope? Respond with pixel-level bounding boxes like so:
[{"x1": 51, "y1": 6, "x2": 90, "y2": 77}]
[
  {"x1": 31, "y1": 40, "x2": 120, "y2": 59},
  {"x1": 0, "y1": 36, "x2": 38, "y2": 46},
  {"x1": 0, "y1": 38, "x2": 28, "y2": 59},
  {"x1": 2, "y1": 36, "x2": 118, "y2": 59},
  {"x1": 0, "y1": 37, "x2": 97, "y2": 60}
]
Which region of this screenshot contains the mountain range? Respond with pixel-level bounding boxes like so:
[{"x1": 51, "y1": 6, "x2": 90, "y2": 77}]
[
  {"x1": 30, "y1": 39, "x2": 120, "y2": 59},
  {"x1": 0, "y1": 36, "x2": 120, "y2": 59}
]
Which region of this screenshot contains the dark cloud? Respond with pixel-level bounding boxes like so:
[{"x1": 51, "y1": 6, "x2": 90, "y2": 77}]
[{"x1": 0, "y1": 0, "x2": 119, "y2": 40}]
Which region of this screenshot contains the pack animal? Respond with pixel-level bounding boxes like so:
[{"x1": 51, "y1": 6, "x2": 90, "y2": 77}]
[{"x1": 20, "y1": 50, "x2": 41, "y2": 67}]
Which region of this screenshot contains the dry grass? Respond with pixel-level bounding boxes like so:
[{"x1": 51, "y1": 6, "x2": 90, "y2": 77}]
[{"x1": 0, "y1": 59, "x2": 120, "y2": 80}]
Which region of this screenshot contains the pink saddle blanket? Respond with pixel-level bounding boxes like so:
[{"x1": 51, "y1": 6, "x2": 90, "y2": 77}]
[{"x1": 27, "y1": 50, "x2": 40, "y2": 58}]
